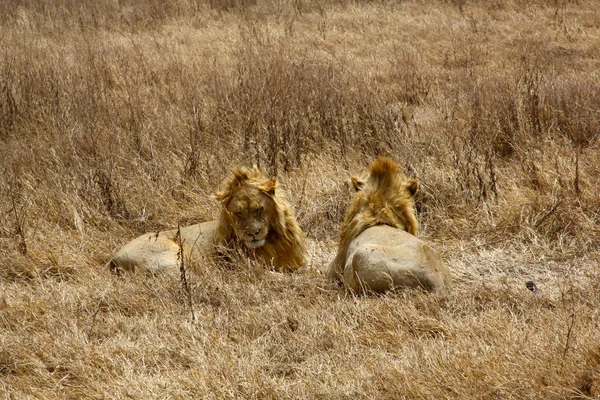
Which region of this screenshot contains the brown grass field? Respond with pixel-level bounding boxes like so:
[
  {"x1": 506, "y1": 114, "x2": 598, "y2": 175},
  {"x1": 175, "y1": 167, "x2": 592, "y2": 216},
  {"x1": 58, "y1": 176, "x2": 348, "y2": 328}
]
[{"x1": 1, "y1": 0, "x2": 600, "y2": 398}]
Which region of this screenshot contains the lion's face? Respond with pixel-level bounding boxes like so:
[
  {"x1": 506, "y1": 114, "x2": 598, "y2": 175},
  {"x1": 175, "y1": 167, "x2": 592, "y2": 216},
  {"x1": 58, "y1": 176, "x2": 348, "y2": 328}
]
[{"x1": 224, "y1": 182, "x2": 276, "y2": 249}]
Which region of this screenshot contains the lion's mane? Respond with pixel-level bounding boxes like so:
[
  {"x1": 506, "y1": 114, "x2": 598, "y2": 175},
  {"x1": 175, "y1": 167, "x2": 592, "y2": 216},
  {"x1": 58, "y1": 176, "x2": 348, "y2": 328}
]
[
  {"x1": 213, "y1": 166, "x2": 307, "y2": 272},
  {"x1": 339, "y1": 157, "x2": 418, "y2": 249}
]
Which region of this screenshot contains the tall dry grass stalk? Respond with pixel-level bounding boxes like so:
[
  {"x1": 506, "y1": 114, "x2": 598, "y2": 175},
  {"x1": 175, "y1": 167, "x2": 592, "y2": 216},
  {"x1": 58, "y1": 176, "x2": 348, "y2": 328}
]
[{"x1": 1, "y1": 0, "x2": 599, "y2": 398}]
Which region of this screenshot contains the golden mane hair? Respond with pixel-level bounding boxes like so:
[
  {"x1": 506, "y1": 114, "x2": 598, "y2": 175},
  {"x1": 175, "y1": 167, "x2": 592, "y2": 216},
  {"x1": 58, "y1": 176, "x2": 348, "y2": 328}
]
[
  {"x1": 213, "y1": 166, "x2": 307, "y2": 271},
  {"x1": 329, "y1": 157, "x2": 419, "y2": 277}
]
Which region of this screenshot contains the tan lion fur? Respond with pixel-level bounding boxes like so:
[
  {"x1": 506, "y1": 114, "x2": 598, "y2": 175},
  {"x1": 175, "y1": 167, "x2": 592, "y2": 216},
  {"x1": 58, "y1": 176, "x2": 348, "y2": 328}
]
[
  {"x1": 325, "y1": 157, "x2": 451, "y2": 293},
  {"x1": 106, "y1": 166, "x2": 307, "y2": 275}
]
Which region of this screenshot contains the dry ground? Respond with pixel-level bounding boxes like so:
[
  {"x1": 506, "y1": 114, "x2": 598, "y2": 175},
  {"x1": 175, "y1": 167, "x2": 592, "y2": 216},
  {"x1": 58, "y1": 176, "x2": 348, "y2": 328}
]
[{"x1": 1, "y1": 0, "x2": 600, "y2": 398}]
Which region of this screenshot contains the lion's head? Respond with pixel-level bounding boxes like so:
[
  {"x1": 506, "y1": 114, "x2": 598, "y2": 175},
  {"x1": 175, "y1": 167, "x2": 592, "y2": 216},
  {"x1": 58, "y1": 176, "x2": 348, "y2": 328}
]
[
  {"x1": 340, "y1": 157, "x2": 419, "y2": 248},
  {"x1": 213, "y1": 166, "x2": 307, "y2": 272}
]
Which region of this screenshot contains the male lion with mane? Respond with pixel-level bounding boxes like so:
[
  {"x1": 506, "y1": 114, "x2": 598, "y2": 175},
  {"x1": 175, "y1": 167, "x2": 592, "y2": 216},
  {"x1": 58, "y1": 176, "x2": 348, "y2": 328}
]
[
  {"x1": 106, "y1": 166, "x2": 307, "y2": 274},
  {"x1": 324, "y1": 157, "x2": 451, "y2": 293}
]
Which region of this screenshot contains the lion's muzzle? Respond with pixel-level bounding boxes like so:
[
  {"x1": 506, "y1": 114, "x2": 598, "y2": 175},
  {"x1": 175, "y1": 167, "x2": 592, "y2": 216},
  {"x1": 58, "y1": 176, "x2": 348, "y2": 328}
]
[
  {"x1": 242, "y1": 222, "x2": 267, "y2": 248},
  {"x1": 245, "y1": 238, "x2": 266, "y2": 249}
]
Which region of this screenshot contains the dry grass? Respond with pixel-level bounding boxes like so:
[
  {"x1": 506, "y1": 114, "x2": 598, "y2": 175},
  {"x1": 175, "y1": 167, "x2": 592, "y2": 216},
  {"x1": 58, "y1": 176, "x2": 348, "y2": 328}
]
[{"x1": 1, "y1": 0, "x2": 600, "y2": 398}]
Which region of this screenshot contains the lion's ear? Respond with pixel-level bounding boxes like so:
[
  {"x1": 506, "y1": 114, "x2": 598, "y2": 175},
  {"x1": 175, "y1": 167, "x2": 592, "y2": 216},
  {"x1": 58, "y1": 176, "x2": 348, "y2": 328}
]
[
  {"x1": 260, "y1": 178, "x2": 277, "y2": 196},
  {"x1": 351, "y1": 177, "x2": 365, "y2": 191},
  {"x1": 213, "y1": 191, "x2": 229, "y2": 203},
  {"x1": 405, "y1": 179, "x2": 419, "y2": 197},
  {"x1": 231, "y1": 168, "x2": 250, "y2": 184}
]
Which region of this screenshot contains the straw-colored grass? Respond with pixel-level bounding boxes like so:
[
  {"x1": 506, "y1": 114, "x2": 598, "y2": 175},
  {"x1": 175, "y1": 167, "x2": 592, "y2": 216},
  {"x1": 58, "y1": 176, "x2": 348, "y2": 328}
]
[{"x1": 1, "y1": 0, "x2": 599, "y2": 398}]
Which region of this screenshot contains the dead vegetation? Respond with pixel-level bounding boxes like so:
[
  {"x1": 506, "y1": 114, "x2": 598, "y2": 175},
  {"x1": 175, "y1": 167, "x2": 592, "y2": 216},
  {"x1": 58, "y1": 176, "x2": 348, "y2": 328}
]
[{"x1": 1, "y1": 0, "x2": 599, "y2": 398}]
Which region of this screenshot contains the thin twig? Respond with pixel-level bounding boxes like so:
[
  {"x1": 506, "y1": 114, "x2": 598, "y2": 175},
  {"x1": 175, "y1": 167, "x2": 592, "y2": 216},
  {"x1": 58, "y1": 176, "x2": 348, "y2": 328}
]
[
  {"x1": 87, "y1": 301, "x2": 102, "y2": 340},
  {"x1": 562, "y1": 312, "x2": 575, "y2": 358},
  {"x1": 295, "y1": 163, "x2": 309, "y2": 216},
  {"x1": 176, "y1": 225, "x2": 195, "y2": 323},
  {"x1": 9, "y1": 172, "x2": 27, "y2": 255},
  {"x1": 466, "y1": 237, "x2": 512, "y2": 250},
  {"x1": 535, "y1": 200, "x2": 562, "y2": 228},
  {"x1": 469, "y1": 224, "x2": 520, "y2": 235}
]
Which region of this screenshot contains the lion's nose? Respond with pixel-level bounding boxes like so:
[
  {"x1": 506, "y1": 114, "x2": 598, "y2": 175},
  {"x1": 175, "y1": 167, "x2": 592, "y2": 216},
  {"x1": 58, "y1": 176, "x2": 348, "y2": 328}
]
[{"x1": 246, "y1": 227, "x2": 261, "y2": 237}]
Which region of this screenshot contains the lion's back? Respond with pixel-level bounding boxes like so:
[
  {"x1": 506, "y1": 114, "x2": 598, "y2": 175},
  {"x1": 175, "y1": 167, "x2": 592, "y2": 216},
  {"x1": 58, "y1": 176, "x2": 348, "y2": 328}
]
[{"x1": 343, "y1": 224, "x2": 451, "y2": 293}]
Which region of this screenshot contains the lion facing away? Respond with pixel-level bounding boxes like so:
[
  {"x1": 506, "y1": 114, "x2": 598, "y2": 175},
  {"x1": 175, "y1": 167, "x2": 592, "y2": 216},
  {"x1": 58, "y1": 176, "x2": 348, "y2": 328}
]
[
  {"x1": 106, "y1": 167, "x2": 307, "y2": 275},
  {"x1": 324, "y1": 157, "x2": 451, "y2": 294}
]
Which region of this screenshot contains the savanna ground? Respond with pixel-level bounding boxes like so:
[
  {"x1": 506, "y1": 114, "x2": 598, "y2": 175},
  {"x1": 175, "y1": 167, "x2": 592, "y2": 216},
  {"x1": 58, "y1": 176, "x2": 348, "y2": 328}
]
[{"x1": 1, "y1": 0, "x2": 600, "y2": 398}]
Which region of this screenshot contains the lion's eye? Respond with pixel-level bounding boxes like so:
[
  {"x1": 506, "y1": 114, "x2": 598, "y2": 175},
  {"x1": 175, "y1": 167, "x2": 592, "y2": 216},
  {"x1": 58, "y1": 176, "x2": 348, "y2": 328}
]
[
  {"x1": 256, "y1": 208, "x2": 263, "y2": 217},
  {"x1": 235, "y1": 212, "x2": 243, "y2": 219}
]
